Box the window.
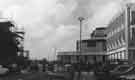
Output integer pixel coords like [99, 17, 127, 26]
[131, 11, 135, 25]
[76, 41, 79, 51]
[131, 28, 135, 40]
[87, 41, 96, 47]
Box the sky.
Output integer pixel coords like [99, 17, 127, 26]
[0, 0, 134, 60]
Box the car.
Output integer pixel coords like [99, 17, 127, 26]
[109, 65, 134, 80]
[117, 65, 135, 80]
[94, 63, 118, 76]
[94, 66, 117, 80]
[95, 64, 131, 80]
[110, 65, 133, 74]
[119, 74, 135, 80]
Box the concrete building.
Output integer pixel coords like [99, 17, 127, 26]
[106, 3, 135, 64]
[76, 39, 106, 64]
[76, 27, 106, 64]
[57, 27, 107, 64]
[91, 27, 106, 38]
[57, 51, 78, 64]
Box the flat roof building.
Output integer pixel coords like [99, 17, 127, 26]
[105, 3, 135, 64]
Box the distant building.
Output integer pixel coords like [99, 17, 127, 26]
[57, 51, 78, 64]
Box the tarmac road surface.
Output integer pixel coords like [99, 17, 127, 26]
[0, 71, 98, 80]
[0, 72, 49, 80]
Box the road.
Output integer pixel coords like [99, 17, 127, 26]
[0, 71, 97, 80]
[0, 72, 49, 80]
[73, 72, 97, 80]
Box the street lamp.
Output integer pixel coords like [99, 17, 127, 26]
[77, 17, 85, 80]
[78, 17, 85, 60]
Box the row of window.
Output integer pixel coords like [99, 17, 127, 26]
[107, 24, 125, 38]
[107, 36, 126, 51]
[108, 51, 128, 60]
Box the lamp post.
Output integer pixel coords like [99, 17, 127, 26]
[78, 17, 85, 61]
[78, 17, 85, 80]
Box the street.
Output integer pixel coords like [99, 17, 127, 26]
[0, 72, 48, 80]
[0, 71, 97, 80]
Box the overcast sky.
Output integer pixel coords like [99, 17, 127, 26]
[0, 0, 134, 60]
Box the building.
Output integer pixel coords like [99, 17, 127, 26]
[76, 39, 106, 64]
[0, 18, 25, 66]
[76, 27, 107, 64]
[57, 51, 78, 64]
[57, 27, 107, 64]
[57, 3, 135, 65]
[91, 27, 106, 38]
[105, 3, 135, 64]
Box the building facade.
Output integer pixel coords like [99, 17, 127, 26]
[76, 38, 106, 64]
[57, 27, 107, 64]
[0, 18, 25, 66]
[106, 3, 135, 64]
[57, 51, 79, 64]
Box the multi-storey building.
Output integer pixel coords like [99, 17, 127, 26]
[76, 27, 106, 64]
[57, 27, 107, 64]
[76, 39, 106, 64]
[106, 3, 135, 64]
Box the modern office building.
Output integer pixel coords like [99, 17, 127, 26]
[106, 3, 135, 64]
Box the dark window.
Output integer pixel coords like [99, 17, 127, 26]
[76, 41, 79, 51]
[131, 11, 135, 25]
[132, 28, 135, 40]
[87, 41, 96, 47]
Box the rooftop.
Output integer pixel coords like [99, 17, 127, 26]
[57, 51, 107, 56]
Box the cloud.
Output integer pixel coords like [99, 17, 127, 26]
[0, 0, 79, 59]
[0, 0, 133, 59]
[88, 1, 123, 27]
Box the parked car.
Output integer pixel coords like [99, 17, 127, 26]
[119, 74, 135, 80]
[109, 64, 134, 80]
[95, 63, 118, 75]
[95, 64, 131, 80]
[116, 65, 135, 80]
